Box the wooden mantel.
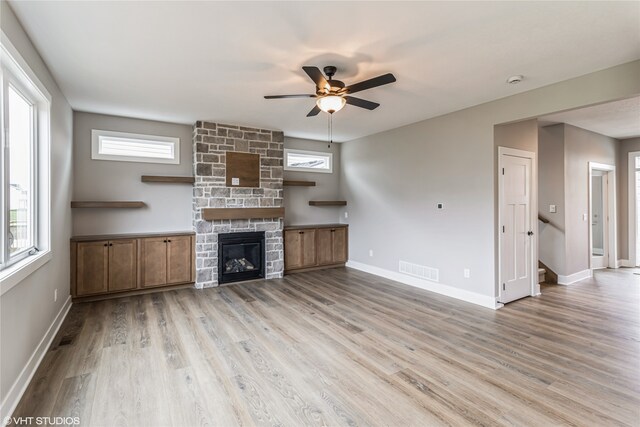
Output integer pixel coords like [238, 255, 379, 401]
[202, 207, 285, 221]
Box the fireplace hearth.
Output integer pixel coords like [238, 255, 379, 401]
[218, 231, 265, 284]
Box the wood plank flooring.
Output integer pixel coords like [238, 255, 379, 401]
[12, 267, 640, 426]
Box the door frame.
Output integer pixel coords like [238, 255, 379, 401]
[588, 162, 616, 270]
[627, 152, 640, 267]
[498, 146, 538, 303]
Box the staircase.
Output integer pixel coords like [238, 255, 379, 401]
[538, 261, 558, 284]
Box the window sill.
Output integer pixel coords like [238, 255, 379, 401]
[0, 250, 52, 296]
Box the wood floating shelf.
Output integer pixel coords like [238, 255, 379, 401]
[141, 175, 195, 184]
[308, 201, 347, 206]
[71, 201, 146, 209]
[202, 207, 285, 221]
[283, 180, 316, 187]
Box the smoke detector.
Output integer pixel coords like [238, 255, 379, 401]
[507, 75, 524, 84]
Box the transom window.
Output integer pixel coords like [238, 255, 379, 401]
[284, 149, 332, 173]
[91, 129, 180, 164]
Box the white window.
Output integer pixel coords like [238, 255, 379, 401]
[284, 148, 333, 173]
[1, 32, 51, 282]
[91, 129, 180, 164]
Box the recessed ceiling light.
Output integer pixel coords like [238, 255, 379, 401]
[507, 75, 524, 84]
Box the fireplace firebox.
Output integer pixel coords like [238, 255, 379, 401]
[218, 232, 265, 284]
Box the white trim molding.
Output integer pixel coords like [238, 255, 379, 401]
[628, 151, 640, 268]
[0, 296, 71, 420]
[557, 269, 592, 285]
[346, 260, 503, 310]
[588, 162, 617, 269]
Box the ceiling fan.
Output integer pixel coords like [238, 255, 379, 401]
[264, 66, 396, 116]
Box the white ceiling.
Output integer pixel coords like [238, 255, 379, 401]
[539, 96, 640, 139]
[8, 1, 640, 142]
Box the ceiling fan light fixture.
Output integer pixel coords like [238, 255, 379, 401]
[317, 95, 346, 114]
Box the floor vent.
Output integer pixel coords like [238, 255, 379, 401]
[399, 260, 439, 282]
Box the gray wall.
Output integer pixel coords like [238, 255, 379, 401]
[283, 137, 341, 226]
[340, 60, 640, 300]
[563, 124, 618, 275]
[538, 124, 566, 274]
[617, 137, 640, 261]
[72, 112, 193, 235]
[1, 1, 73, 408]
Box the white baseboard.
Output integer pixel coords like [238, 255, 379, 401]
[557, 269, 592, 285]
[0, 296, 72, 420]
[617, 259, 634, 268]
[346, 260, 501, 310]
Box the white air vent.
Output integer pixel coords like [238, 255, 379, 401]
[399, 260, 439, 282]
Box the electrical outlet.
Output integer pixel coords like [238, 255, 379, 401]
[549, 204, 556, 213]
[463, 268, 470, 278]
[54, 289, 58, 302]
[369, 249, 374, 257]
[344, 212, 348, 219]
[231, 177, 240, 186]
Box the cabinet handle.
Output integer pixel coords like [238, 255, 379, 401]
[109, 243, 113, 246]
[167, 239, 171, 242]
[163, 240, 167, 243]
[331, 229, 335, 232]
[299, 231, 304, 234]
[104, 243, 108, 247]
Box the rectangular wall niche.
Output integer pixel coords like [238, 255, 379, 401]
[226, 151, 260, 187]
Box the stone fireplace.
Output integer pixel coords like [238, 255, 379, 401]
[192, 121, 284, 288]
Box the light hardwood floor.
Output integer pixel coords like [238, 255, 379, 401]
[12, 267, 640, 426]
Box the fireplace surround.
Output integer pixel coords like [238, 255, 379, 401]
[192, 121, 284, 288]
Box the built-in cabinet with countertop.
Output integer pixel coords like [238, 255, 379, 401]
[71, 231, 195, 299]
[284, 224, 348, 273]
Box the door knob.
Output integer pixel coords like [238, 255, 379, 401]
[527, 231, 534, 236]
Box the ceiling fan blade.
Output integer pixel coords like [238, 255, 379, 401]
[344, 96, 380, 110]
[306, 105, 321, 117]
[346, 73, 396, 94]
[302, 66, 329, 90]
[264, 94, 315, 99]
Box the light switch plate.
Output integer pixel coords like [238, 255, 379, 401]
[437, 203, 444, 209]
[231, 177, 240, 186]
[583, 213, 588, 221]
[549, 204, 556, 213]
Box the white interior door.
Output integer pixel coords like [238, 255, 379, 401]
[591, 171, 608, 269]
[500, 151, 534, 304]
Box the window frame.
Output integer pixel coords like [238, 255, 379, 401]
[0, 30, 52, 294]
[2, 76, 39, 267]
[283, 148, 333, 174]
[91, 129, 180, 164]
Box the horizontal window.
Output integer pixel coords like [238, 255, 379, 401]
[91, 130, 180, 164]
[284, 149, 332, 173]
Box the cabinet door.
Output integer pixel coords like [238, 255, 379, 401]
[332, 228, 348, 263]
[141, 237, 168, 288]
[167, 235, 192, 284]
[108, 239, 137, 292]
[300, 229, 317, 268]
[284, 230, 302, 270]
[316, 228, 333, 266]
[76, 241, 109, 296]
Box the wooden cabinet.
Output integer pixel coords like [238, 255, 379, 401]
[71, 232, 194, 299]
[316, 227, 347, 266]
[74, 239, 137, 296]
[141, 235, 193, 288]
[284, 224, 348, 273]
[284, 229, 317, 270]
